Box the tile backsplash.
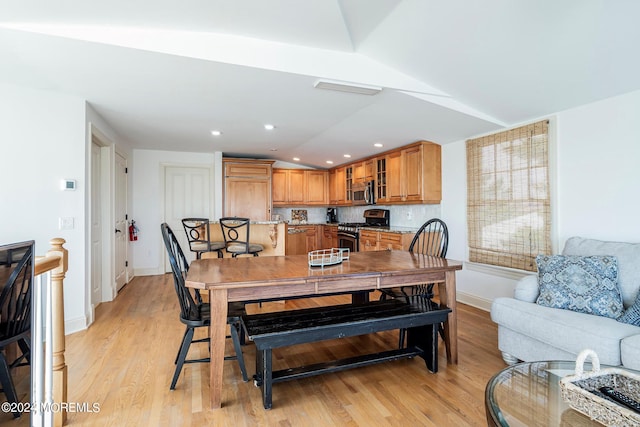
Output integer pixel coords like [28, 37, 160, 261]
[273, 204, 441, 228]
[290, 209, 308, 224]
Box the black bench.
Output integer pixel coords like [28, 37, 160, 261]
[241, 297, 451, 409]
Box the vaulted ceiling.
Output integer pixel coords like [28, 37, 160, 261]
[1, 1, 639, 168]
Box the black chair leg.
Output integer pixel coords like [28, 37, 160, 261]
[175, 328, 189, 365]
[398, 328, 406, 348]
[171, 327, 195, 390]
[229, 322, 248, 382]
[17, 338, 30, 365]
[0, 354, 20, 418]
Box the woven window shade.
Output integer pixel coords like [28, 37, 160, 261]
[467, 120, 551, 271]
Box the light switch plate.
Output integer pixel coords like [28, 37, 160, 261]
[59, 217, 74, 230]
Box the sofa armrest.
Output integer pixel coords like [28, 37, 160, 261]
[514, 274, 540, 303]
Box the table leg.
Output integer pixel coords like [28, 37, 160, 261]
[209, 288, 228, 409]
[438, 270, 458, 364]
[351, 290, 370, 304]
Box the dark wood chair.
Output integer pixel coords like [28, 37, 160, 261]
[379, 218, 449, 347]
[219, 217, 264, 257]
[160, 223, 248, 389]
[0, 242, 33, 419]
[181, 218, 225, 259]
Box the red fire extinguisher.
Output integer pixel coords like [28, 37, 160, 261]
[129, 220, 139, 241]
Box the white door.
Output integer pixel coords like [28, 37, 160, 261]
[164, 166, 212, 270]
[90, 142, 103, 307]
[114, 152, 128, 291]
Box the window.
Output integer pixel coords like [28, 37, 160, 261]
[466, 120, 551, 271]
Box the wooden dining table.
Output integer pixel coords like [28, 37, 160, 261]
[185, 249, 463, 409]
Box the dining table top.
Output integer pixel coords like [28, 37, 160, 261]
[186, 250, 463, 292]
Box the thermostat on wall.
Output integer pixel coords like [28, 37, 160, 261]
[61, 179, 76, 191]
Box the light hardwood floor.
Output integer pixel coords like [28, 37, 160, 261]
[1, 274, 507, 426]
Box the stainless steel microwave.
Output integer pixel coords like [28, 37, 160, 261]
[352, 180, 375, 205]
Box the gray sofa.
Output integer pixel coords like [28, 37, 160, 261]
[491, 237, 640, 370]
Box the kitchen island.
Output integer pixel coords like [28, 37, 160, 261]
[207, 220, 287, 257]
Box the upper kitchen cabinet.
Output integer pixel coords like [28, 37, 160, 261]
[273, 169, 304, 205]
[353, 159, 375, 183]
[223, 159, 274, 220]
[377, 141, 441, 204]
[272, 169, 328, 206]
[329, 167, 347, 205]
[305, 170, 329, 205]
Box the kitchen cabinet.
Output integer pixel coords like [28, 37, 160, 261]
[223, 159, 273, 221]
[329, 167, 346, 205]
[305, 170, 328, 205]
[286, 230, 307, 255]
[353, 159, 375, 183]
[378, 232, 412, 251]
[272, 169, 304, 205]
[359, 230, 413, 252]
[359, 230, 379, 252]
[345, 165, 353, 203]
[377, 141, 441, 205]
[289, 225, 320, 253]
[322, 225, 338, 249]
[376, 157, 387, 202]
[328, 140, 441, 206]
[272, 169, 328, 206]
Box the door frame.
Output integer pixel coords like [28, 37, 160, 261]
[88, 124, 126, 321]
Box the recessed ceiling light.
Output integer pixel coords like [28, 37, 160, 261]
[343, 154, 351, 158]
[293, 157, 300, 161]
[374, 143, 383, 148]
[326, 160, 334, 164]
[264, 124, 275, 130]
[270, 148, 278, 152]
[211, 130, 222, 136]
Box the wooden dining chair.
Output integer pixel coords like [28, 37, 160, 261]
[181, 218, 225, 259]
[160, 223, 248, 388]
[0, 242, 33, 419]
[219, 217, 264, 257]
[379, 218, 449, 347]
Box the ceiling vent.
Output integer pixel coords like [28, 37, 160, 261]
[314, 79, 382, 95]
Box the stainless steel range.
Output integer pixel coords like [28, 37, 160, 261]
[337, 209, 390, 252]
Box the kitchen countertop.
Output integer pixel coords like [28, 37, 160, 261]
[209, 220, 287, 225]
[358, 226, 418, 234]
[287, 222, 338, 226]
[286, 223, 417, 234]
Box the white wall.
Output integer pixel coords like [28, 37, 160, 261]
[442, 89, 640, 310]
[131, 149, 216, 276]
[0, 83, 87, 332]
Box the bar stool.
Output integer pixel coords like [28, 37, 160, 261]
[219, 217, 264, 257]
[181, 218, 225, 259]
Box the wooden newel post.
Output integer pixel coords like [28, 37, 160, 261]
[47, 238, 68, 427]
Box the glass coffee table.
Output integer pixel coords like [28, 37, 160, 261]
[485, 360, 619, 426]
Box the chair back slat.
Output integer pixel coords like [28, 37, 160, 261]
[181, 218, 211, 253]
[409, 218, 449, 258]
[219, 217, 251, 254]
[0, 245, 33, 342]
[161, 223, 201, 321]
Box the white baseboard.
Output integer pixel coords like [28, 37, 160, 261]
[65, 315, 88, 335]
[457, 291, 492, 312]
[134, 267, 164, 276]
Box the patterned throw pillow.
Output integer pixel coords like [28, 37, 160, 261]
[618, 293, 640, 326]
[535, 255, 623, 319]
